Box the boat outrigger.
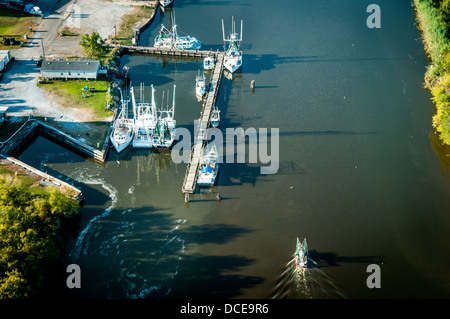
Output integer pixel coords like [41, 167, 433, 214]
[295, 237, 308, 268]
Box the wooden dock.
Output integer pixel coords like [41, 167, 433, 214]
[116, 44, 226, 201]
[182, 52, 225, 200]
[119, 45, 220, 59]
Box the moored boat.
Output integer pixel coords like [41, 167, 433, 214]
[153, 85, 177, 149]
[222, 17, 243, 74]
[197, 144, 219, 186]
[211, 105, 220, 128]
[154, 17, 201, 50]
[204, 56, 215, 71]
[132, 84, 157, 149]
[195, 70, 207, 99]
[110, 93, 134, 153]
[295, 237, 308, 268]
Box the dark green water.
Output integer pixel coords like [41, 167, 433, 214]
[18, 0, 450, 298]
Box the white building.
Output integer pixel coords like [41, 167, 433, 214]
[40, 60, 100, 80]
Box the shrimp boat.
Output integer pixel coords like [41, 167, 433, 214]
[132, 84, 158, 149]
[197, 144, 219, 186]
[154, 16, 202, 50]
[159, 0, 174, 8]
[153, 85, 177, 149]
[295, 237, 308, 268]
[222, 17, 243, 74]
[110, 92, 134, 153]
[211, 106, 220, 128]
[203, 56, 215, 71]
[195, 70, 207, 99]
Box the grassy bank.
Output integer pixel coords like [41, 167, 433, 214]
[115, 5, 155, 45]
[37, 79, 113, 119]
[0, 8, 39, 49]
[414, 0, 450, 145]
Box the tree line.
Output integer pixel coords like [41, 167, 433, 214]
[416, 0, 450, 145]
[0, 175, 80, 298]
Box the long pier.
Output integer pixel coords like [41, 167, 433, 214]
[182, 52, 225, 200]
[119, 45, 221, 59]
[116, 44, 226, 200]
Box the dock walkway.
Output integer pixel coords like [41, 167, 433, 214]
[117, 45, 226, 200]
[182, 52, 224, 199]
[119, 45, 220, 59]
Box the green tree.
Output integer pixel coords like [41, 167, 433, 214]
[79, 32, 108, 60]
[0, 175, 80, 298]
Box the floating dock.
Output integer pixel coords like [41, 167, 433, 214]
[182, 52, 225, 200]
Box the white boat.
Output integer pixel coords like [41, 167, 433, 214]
[159, 0, 174, 8]
[211, 106, 220, 128]
[197, 144, 219, 186]
[154, 17, 201, 50]
[222, 17, 243, 74]
[153, 85, 177, 149]
[203, 56, 215, 70]
[295, 238, 308, 268]
[195, 70, 207, 99]
[132, 84, 157, 149]
[110, 93, 134, 153]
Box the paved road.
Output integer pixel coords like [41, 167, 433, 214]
[13, 0, 82, 60]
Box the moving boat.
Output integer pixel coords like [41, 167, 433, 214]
[295, 237, 308, 268]
[211, 105, 220, 128]
[153, 85, 177, 149]
[154, 16, 202, 50]
[197, 144, 219, 186]
[203, 56, 215, 70]
[132, 84, 157, 149]
[110, 93, 134, 153]
[222, 17, 243, 74]
[159, 0, 174, 8]
[195, 70, 207, 99]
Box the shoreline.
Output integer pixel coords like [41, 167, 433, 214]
[413, 0, 450, 148]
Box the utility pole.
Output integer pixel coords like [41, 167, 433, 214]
[40, 38, 45, 61]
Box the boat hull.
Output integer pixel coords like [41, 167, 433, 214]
[110, 133, 133, 153]
[224, 56, 242, 73]
[159, 0, 174, 7]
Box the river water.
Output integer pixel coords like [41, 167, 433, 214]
[18, 0, 450, 298]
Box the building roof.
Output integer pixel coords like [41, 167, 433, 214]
[40, 60, 100, 72]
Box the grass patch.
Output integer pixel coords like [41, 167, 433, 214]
[115, 5, 155, 45]
[0, 8, 40, 49]
[37, 79, 113, 119]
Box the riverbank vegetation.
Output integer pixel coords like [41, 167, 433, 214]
[414, 0, 450, 145]
[115, 5, 155, 45]
[0, 173, 80, 298]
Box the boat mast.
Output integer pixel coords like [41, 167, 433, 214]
[172, 84, 176, 117]
[151, 84, 157, 119]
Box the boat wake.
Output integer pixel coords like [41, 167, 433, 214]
[271, 256, 346, 299]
